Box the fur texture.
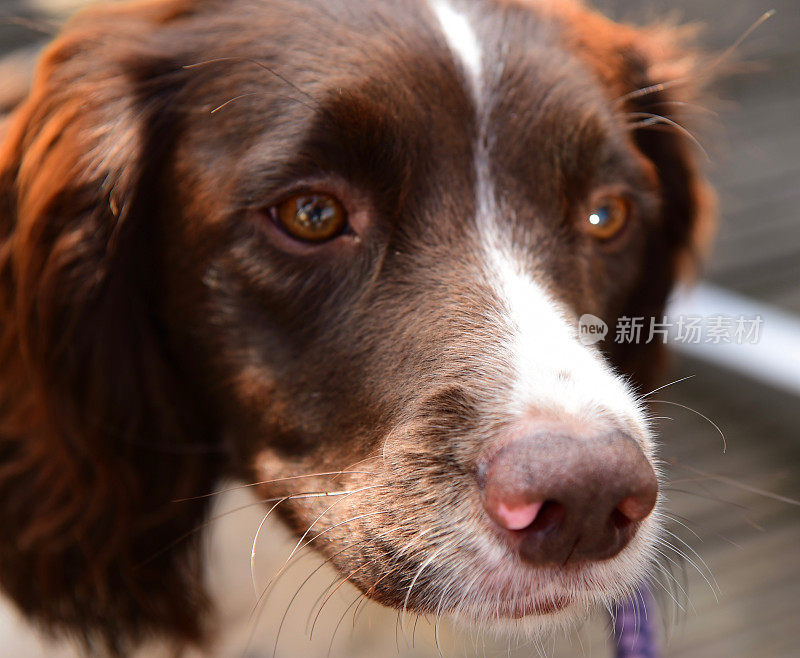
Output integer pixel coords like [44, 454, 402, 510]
[0, 0, 714, 654]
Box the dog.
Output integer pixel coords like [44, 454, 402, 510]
[0, 0, 715, 654]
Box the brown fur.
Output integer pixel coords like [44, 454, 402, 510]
[0, 0, 714, 653]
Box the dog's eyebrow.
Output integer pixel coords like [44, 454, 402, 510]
[242, 87, 432, 202]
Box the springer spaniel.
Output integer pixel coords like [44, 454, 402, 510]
[0, 0, 714, 655]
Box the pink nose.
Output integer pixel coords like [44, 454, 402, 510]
[493, 500, 544, 530]
[478, 427, 657, 564]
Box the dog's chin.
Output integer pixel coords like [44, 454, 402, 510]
[442, 567, 620, 640]
[396, 514, 661, 638]
[453, 592, 577, 627]
[440, 567, 595, 632]
[448, 598, 584, 638]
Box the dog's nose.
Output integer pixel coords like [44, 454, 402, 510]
[477, 428, 657, 564]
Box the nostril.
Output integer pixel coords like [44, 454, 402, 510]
[528, 500, 565, 535]
[616, 493, 656, 524]
[610, 506, 634, 530]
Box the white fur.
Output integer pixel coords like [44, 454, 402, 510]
[485, 240, 651, 443]
[429, 0, 483, 93]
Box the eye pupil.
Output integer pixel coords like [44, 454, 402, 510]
[274, 193, 347, 242]
[585, 195, 628, 240]
[295, 196, 336, 231]
[588, 208, 607, 226]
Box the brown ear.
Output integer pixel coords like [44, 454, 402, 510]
[616, 25, 717, 386]
[0, 3, 221, 653]
[542, 1, 717, 385]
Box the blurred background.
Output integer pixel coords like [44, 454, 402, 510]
[1, 0, 798, 656]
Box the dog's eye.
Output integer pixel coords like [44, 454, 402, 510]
[273, 193, 347, 242]
[585, 195, 629, 240]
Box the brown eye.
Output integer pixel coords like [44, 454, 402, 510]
[274, 193, 347, 242]
[585, 195, 629, 241]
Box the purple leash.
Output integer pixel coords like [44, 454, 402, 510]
[612, 583, 660, 658]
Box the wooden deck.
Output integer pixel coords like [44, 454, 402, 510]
[1, 1, 799, 656]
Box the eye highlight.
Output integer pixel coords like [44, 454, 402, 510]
[585, 195, 630, 241]
[273, 193, 347, 242]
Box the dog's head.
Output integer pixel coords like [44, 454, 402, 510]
[0, 0, 714, 652]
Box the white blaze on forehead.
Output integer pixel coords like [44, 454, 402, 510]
[430, 0, 483, 92]
[429, 0, 648, 441]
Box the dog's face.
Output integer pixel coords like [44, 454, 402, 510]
[0, 0, 714, 650]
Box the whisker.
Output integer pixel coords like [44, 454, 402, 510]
[312, 561, 374, 655]
[618, 80, 683, 105]
[256, 505, 386, 608]
[666, 476, 721, 485]
[272, 528, 400, 649]
[663, 485, 759, 518]
[310, 553, 397, 641]
[665, 476, 777, 531]
[172, 470, 372, 502]
[304, 529, 414, 637]
[250, 496, 293, 597]
[648, 546, 695, 613]
[141, 489, 356, 567]
[351, 564, 403, 628]
[210, 92, 259, 114]
[400, 543, 454, 643]
[433, 587, 447, 656]
[639, 374, 696, 400]
[207, 91, 330, 117]
[183, 56, 321, 114]
[249, 516, 389, 656]
[647, 562, 687, 616]
[704, 9, 777, 75]
[627, 112, 710, 161]
[645, 100, 719, 117]
[250, 486, 380, 600]
[659, 529, 720, 599]
[326, 583, 383, 658]
[657, 510, 703, 542]
[616, 10, 776, 104]
[269, 532, 397, 658]
[136, 499, 266, 567]
[649, 398, 726, 452]
[450, 556, 490, 622]
[411, 611, 424, 651]
[331, 453, 385, 488]
[310, 572, 358, 641]
[667, 458, 800, 507]
[662, 510, 744, 549]
[306, 548, 402, 637]
[636, 589, 648, 648]
[286, 508, 387, 564]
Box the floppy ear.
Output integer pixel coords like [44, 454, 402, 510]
[613, 24, 717, 386]
[0, 2, 221, 652]
[548, 1, 717, 385]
